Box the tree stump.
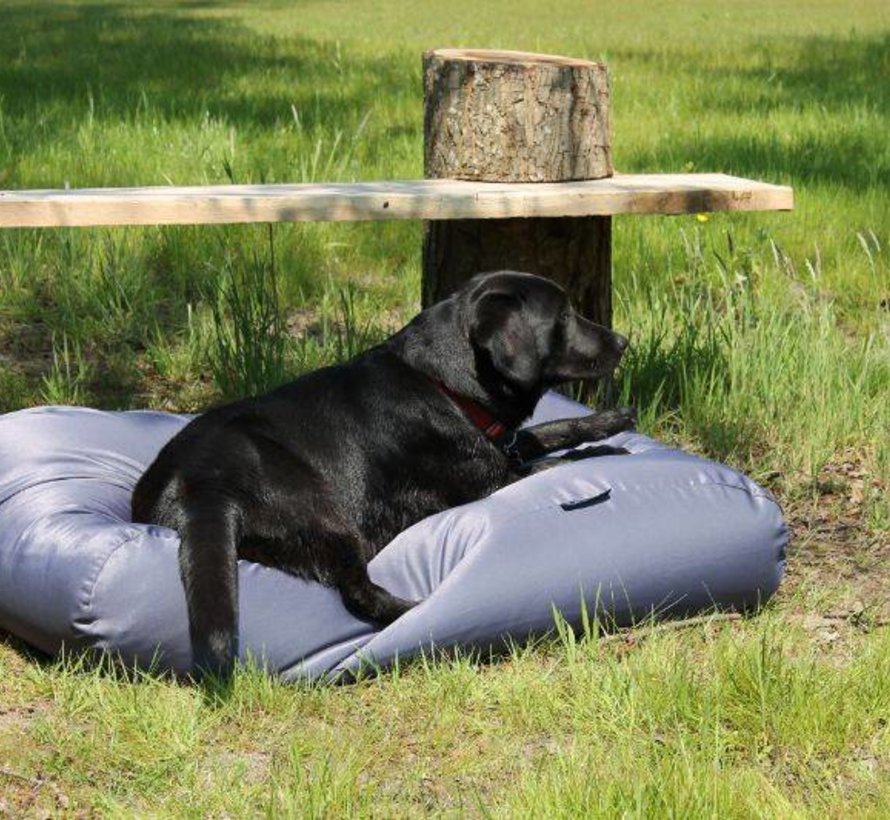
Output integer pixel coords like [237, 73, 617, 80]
[421, 49, 614, 329]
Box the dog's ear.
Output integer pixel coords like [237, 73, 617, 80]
[469, 290, 541, 389]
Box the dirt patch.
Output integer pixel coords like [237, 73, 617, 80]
[0, 765, 73, 818]
[777, 447, 890, 626]
[0, 315, 54, 380]
[0, 647, 60, 818]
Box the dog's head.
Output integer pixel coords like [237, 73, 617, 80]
[463, 271, 628, 391]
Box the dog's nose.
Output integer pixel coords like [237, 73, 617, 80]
[613, 332, 629, 353]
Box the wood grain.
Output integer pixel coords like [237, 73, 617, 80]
[0, 175, 793, 229]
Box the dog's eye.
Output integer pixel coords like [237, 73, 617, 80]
[560, 310, 571, 323]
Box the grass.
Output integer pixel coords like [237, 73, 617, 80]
[0, 0, 889, 815]
[3, 614, 889, 815]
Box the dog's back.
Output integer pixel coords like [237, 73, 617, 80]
[131, 344, 508, 678]
[132, 271, 629, 680]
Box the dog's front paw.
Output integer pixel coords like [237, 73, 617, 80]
[584, 406, 637, 437]
[611, 405, 637, 432]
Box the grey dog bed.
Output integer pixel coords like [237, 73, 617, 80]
[0, 392, 786, 681]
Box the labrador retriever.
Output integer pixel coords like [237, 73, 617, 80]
[132, 271, 635, 680]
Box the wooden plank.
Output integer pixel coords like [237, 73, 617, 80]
[0, 174, 793, 229]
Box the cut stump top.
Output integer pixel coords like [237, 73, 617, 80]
[0, 174, 793, 229]
[425, 48, 602, 69]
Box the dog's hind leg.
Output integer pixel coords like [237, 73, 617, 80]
[176, 497, 242, 682]
[325, 532, 416, 626]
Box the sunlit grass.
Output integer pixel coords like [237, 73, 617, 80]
[2, 612, 887, 815]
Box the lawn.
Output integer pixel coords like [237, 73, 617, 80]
[0, 0, 888, 815]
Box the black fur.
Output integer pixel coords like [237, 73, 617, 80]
[131, 271, 634, 680]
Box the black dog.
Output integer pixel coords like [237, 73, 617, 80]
[132, 271, 634, 679]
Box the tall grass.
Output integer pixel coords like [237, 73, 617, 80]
[616, 226, 890, 481]
[206, 233, 396, 400]
[39, 334, 94, 406]
[208, 230, 289, 400]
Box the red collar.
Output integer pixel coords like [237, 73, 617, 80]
[435, 381, 508, 441]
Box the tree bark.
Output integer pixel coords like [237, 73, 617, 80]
[423, 49, 611, 183]
[422, 48, 613, 328]
[422, 215, 612, 326]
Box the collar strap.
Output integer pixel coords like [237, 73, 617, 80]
[435, 380, 508, 441]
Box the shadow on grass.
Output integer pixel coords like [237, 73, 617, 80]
[0, 628, 53, 667]
[0, 3, 421, 408]
[0, 626, 212, 698]
[0, 1, 417, 181]
[619, 31, 890, 190]
[725, 33, 890, 117]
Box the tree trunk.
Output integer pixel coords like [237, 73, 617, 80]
[422, 48, 613, 329]
[421, 215, 612, 326]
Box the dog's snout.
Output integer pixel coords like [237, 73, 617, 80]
[612, 332, 629, 353]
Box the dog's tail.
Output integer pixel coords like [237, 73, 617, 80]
[176, 498, 241, 682]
